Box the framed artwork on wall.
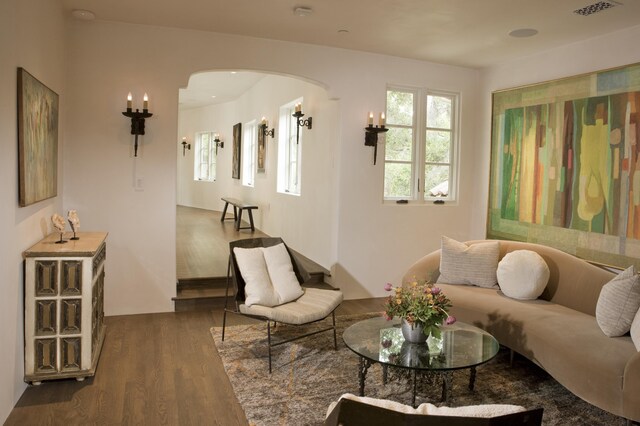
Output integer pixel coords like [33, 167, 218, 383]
[17, 67, 59, 207]
[257, 125, 266, 173]
[232, 122, 242, 179]
[488, 62, 640, 269]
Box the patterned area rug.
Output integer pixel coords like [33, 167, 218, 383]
[211, 313, 619, 425]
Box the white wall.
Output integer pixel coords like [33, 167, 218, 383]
[0, 0, 66, 423]
[62, 19, 482, 309]
[177, 74, 338, 268]
[473, 25, 640, 240]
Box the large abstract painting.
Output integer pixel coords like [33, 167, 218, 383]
[17, 67, 59, 207]
[488, 62, 640, 268]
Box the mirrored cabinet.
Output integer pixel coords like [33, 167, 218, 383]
[23, 232, 107, 385]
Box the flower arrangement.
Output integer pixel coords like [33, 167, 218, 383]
[383, 280, 456, 340]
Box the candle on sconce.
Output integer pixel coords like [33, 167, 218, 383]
[380, 112, 386, 127]
[214, 133, 220, 140]
[368, 112, 374, 127]
[127, 92, 132, 111]
[143, 93, 149, 111]
[295, 103, 302, 113]
[182, 136, 187, 142]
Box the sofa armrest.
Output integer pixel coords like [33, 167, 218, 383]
[403, 249, 442, 284]
[623, 350, 640, 421]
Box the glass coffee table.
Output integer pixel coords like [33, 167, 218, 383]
[343, 316, 499, 407]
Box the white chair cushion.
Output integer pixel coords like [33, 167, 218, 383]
[437, 236, 500, 288]
[596, 265, 640, 337]
[497, 250, 550, 300]
[233, 247, 279, 307]
[240, 288, 343, 324]
[325, 393, 526, 419]
[262, 243, 304, 304]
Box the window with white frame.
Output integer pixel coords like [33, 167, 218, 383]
[277, 99, 302, 195]
[384, 87, 458, 202]
[194, 131, 217, 181]
[242, 120, 257, 187]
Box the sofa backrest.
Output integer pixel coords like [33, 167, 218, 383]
[403, 240, 616, 317]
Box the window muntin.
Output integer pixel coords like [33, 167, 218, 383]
[242, 121, 256, 187]
[194, 131, 216, 181]
[384, 88, 458, 202]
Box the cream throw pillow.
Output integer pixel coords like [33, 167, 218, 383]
[631, 308, 640, 351]
[496, 250, 549, 300]
[262, 243, 304, 304]
[233, 247, 280, 307]
[437, 236, 500, 288]
[234, 243, 304, 307]
[596, 265, 640, 337]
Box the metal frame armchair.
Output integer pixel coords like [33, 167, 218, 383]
[221, 237, 343, 373]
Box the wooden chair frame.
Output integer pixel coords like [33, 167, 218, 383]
[221, 237, 339, 373]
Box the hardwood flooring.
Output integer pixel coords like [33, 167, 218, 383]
[176, 205, 269, 280]
[6, 299, 385, 425]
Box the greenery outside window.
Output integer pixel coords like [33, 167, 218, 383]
[384, 87, 458, 202]
[194, 131, 216, 181]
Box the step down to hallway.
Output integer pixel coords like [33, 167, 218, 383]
[173, 257, 332, 312]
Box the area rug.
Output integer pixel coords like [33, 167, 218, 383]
[211, 313, 619, 425]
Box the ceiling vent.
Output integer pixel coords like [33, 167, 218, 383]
[573, 1, 620, 16]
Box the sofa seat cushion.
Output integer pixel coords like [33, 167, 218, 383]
[438, 283, 636, 416]
[239, 287, 343, 325]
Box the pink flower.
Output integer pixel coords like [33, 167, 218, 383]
[383, 313, 393, 321]
[384, 282, 393, 292]
[445, 315, 456, 325]
[431, 287, 441, 295]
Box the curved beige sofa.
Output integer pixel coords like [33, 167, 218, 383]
[403, 240, 640, 423]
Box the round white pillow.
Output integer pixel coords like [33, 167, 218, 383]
[497, 250, 549, 300]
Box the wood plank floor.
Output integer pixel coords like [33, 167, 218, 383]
[177, 206, 269, 280]
[6, 299, 385, 425]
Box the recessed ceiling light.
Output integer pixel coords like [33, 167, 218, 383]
[508, 28, 538, 38]
[211, 95, 216, 98]
[294, 7, 313, 17]
[71, 9, 95, 21]
[338, 29, 350, 34]
[230, 71, 237, 74]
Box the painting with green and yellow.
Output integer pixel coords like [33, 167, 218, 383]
[489, 62, 640, 269]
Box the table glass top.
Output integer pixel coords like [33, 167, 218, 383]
[343, 317, 499, 371]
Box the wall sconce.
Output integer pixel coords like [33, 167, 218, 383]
[260, 117, 275, 138]
[292, 103, 312, 144]
[122, 92, 152, 157]
[181, 136, 191, 156]
[364, 112, 388, 165]
[213, 133, 224, 155]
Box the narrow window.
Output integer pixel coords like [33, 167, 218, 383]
[194, 131, 216, 181]
[277, 99, 302, 195]
[242, 121, 256, 187]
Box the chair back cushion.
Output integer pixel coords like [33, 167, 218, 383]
[233, 246, 280, 307]
[230, 237, 308, 303]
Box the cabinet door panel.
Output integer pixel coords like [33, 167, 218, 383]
[61, 299, 81, 334]
[61, 261, 82, 295]
[35, 300, 56, 336]
[35, 261, 58, 296]
[35, 339, 57, 373]
[61, 338, 81, 371]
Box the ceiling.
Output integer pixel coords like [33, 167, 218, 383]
[178, 71, 266, 110]
[61, 0, 640, 108]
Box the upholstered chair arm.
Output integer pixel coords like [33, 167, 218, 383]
[623, 350, 640, 422]
[402, 249, 441, 285]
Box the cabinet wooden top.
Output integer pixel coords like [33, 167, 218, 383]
[23, 232, 108, 258]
